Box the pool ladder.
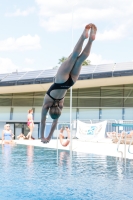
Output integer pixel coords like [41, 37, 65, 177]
[117, 133, 133, 159]
[128, 135, 133, 154]
[116, 133, 124, 159]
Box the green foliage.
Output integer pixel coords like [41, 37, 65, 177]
[82, 59, 91, 66]
[58, 57, 67, 65]
[53, 57, 91, 69]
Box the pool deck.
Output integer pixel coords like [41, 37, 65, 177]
[7, 138, 133, 160]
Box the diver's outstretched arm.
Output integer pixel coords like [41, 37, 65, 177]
[48, 119, 58, 140]
[41, 106, 49, 140]
[41, 105, 63, 143]
[41, 119, 58, 143]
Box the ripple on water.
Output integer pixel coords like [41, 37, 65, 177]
[0, 144, 133, 200]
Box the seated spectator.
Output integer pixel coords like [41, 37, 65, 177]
[2, 124, 14, 144]
[121, 130, 133, 138]
[17, 133, 25, 140]
[107, 130, 133, 143]
[107, 131, 123, 139]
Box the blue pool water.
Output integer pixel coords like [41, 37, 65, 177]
[0, 144, 133, 200]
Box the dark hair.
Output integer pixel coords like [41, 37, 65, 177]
[49, 101, 61, 119]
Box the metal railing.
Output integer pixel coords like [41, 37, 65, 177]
[128, 136, 133, 154]
[112, 121, 133, 159]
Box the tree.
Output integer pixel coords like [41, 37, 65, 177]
[82, 59, 91, 66]
[58, 57, 67, 65]
[53, 56, 91, 69]
[53, 66, 59, 69]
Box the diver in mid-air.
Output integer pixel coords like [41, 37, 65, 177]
[41, 23, 97, 143]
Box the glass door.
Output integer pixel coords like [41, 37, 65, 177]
[15, 123, 23, 139]
[24, 123, 39, 139]
[10, 122, 40, 139]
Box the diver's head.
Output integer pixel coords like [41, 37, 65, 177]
[49, 101, 61, 119]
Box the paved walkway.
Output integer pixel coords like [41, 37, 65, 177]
[14, 139, 133, 160]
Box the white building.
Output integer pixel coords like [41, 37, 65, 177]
[0, 62, 133, 139]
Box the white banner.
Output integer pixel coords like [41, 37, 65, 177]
[76, 120, 107, 141]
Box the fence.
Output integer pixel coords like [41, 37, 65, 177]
[0, 119, 133, 139]
[51, 119, 133, 139]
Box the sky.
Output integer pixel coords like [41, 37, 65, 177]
[0, 0, 133, 73]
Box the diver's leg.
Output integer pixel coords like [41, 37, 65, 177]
[70, 24, 97, 82]
[55, 24, 92, 83]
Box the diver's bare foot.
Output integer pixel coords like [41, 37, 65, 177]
[82, 23, 92, 39]
[89, 24, 97, 41]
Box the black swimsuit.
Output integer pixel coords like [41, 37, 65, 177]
[47, 75, 74, 101]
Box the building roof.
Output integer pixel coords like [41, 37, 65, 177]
[0, 62, 133, 94]
[0, 62, 133, 87]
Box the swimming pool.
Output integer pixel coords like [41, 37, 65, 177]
[0, 144, 133, 200]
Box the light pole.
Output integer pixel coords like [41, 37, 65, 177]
[69, 2, 76, 159]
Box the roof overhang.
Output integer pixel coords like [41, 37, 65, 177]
[0, 75, 133, 94]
